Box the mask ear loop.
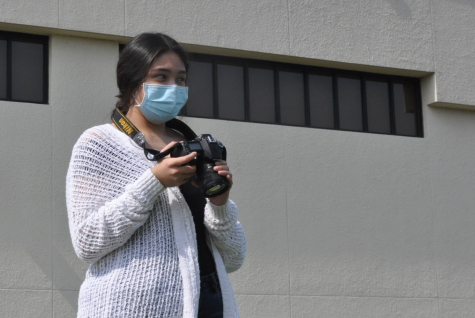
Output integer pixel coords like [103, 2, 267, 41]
[133, 84, 145, 107]
[133, 96, 140, 107]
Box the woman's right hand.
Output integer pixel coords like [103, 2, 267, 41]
[151, 142, 197, 188]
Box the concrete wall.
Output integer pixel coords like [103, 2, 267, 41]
[1, 1, 475, 317]
[2, 0, 475, 109]
[184, 102, 475, 318]
[0, 35, 116, 317]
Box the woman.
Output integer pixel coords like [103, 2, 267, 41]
[66, 33, 246, 318]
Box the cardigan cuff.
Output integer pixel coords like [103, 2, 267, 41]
[129, 169, 166, 209]
[205, 199, 235, 224]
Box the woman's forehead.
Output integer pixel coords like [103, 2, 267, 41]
[150, 51, 186, 71]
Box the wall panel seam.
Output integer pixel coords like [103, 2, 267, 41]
[57, 0, 60, 29]
[283, 127, 292, 318]
[51, 78, 54, 318]
[428, 0, 437, 76]
[233, 293, 449, 300]
[286, 0, 291, 55]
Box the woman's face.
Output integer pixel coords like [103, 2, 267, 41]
[135, 51, 187, 104]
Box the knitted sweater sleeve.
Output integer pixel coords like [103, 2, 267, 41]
[204, 199, 246, 273]
[66, 129, 166, 264]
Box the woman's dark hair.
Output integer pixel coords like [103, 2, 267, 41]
[113, 32, 189, 117]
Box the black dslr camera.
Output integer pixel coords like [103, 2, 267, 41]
[171, 134, 230, 198]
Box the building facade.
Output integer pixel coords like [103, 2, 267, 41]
[1, 1, 475, 317]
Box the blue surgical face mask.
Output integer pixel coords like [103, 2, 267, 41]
[136, 83, 188, 125]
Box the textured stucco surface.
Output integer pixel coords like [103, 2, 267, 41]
[0, 1, 475, 317]
[284, 127, 436, 298]
[0, 104, 53, 290]
[49, 35, 116, 291]
[430, 0, 475, 109]
[0, 36, 116, 318]
[182, 99, 475, 317]
[234, 295, 291, 318]
[125, 0, 290, 56]
[0, 290, 52, 318]
[53, 290, 79, 317]
[426, 107, 475, 300]
[1, 0, 475, 108]
[59, 0, 125, 35]
[288, 0, 433, 72]
[0, 0, 58, 27]
[291, 296, 438, 318]
[180, 119, 291, 296]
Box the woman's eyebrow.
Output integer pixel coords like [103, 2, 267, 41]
[149, 68, 187, 74]
[150, 68, 171, 73]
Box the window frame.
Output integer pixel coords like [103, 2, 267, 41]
[183, 53, 423, 138]
[0, 31, 49, 104]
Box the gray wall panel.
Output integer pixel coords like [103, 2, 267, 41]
[0, 1, 475, 316]
[291, 296, 438, 318]
[439, 299, 475, 318]
[0, 290, 52, 318]
[431, 0, 475, 108]
[50, 35, 118, 291]
[53, 290, 79, 318]
[182, 118, 290, 295]
[59, 0, 125, 35]
[284, 127, 437, 298]
[426, 107, 475, 299]
[0, 103, 53, 290]
[288, 0, 433, 72]
[235, 295, 290, 318]
[2, 0, 475, 109]
[0, 0, 58, 28]
[125, 0, 290, 55]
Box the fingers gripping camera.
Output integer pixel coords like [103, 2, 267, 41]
[171, 134, 230, 198]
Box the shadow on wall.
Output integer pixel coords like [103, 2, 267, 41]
[1, 211, 84, 308]
[448, 0, 475, 7]
[387, 0, 412, 19]
[0, 225, 83, 294]
[386, 0, 475, 20]
[52, 246, 84, 309]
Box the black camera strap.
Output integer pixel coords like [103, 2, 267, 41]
[112, 108, 197, 161]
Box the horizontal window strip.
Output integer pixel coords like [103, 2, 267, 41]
[184, 53, 423, 137]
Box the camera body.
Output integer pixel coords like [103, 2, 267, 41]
[171, 134, 230, 198]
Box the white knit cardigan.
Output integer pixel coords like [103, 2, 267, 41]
[66, 124, 246, 318]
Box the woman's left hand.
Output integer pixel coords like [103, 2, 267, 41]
[193, 160, 233, 206]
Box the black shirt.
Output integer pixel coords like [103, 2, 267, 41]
[179, 178, 216, 276]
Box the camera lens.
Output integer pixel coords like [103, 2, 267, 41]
[196, 160, 230, 198]
[206, 184, 227, 196]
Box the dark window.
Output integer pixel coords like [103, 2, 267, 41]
[248, 62, 275, 123]
[0, 31, 48, 104]
[308, 70, 334, 129]
[338, 74, 363, 132]
[186, 57, 214, 118]
[393, 79, 418, 136]
[182, 53, 423, 137]
[0, 35, 7, 99]
[365, 76, 391, 134]
[217, 59, 245, 121]
[279, 66, 305, 126]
